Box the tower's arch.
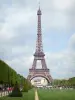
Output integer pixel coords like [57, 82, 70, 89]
[29, 75, 51, 83]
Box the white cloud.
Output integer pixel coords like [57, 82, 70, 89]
[0, 0, 75, 79]
[5, 33, 75, 79]
[68, 33, 75, 51]
[45, 33, 75, 79]
[11, 46, 33, 55]
[5, 7, 36, 27]
[0, 0, 74, 43]
[6, 55, 34, 77]
[0, 23, 15, 41]
[53, 0, 73, 10]
[0, 6, 36, 42]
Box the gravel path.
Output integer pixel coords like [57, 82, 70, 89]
[35, 89, 39, 100]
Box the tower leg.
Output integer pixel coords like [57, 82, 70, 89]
[41, 59, 47, 69]
[32, 59, 37, 69]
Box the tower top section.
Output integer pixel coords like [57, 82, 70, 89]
[34, 4, 45, 57]
[37, 5, 42, 15]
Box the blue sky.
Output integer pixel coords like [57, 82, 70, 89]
[0, 0, 75, 79]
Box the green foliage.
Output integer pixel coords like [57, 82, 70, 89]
[0, 60, 9, 83]
[0, 59, 33, 91]
[0, 60, 17, 85]
[9, 82, 22, 97]
[0, 60, 26, 86]
[22, 82, 28, 92]
[22, 79, 30, 92]
[17, 74, 25, 86]
[53, 77, 75, 88]
[22, 79, 33, 92]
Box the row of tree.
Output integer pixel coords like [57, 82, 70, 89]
[0, 59, 32, 90]
[53, 77, 75, 88]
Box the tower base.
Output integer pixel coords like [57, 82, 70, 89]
[27, 68, 52, 83]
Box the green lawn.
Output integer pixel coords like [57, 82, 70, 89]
[1, 88, 75, 100]
[38, 89, 75, 100]
[0, 89, 34, 100]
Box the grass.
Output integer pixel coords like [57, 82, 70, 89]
[0, 89, 34, 100]
[38, 88, 75, 100]
[1, 88, 75, 100]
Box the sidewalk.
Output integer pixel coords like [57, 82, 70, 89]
[35, 89, 39, 100]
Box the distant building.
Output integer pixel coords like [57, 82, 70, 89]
[31, 78, 48, 87]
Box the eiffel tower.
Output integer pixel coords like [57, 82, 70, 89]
[27, 6, 52, 83]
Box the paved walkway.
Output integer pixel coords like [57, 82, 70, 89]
[35, 89, 39, 100]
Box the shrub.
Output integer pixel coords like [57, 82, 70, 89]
[9, 82, 22, 97]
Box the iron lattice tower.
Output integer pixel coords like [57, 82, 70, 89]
[27, 7, 52, 83]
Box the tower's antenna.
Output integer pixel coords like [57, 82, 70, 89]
[39, 1, 40, 9]
[38, 0, 41, 9]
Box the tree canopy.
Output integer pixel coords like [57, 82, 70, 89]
[0, 60, 27, 86]
[53, 77, 75, 88]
